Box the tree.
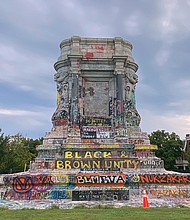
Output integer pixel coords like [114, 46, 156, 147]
[149, 130, 183, 170]
[21, 136, 43, 157]
[185, 150, 190, 169]
[0, 129, 9, 173]
[0, 131, 43, 174]
[2, 134, 33, 173]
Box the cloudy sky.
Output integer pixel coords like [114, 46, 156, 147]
[1, 0, 190, 139]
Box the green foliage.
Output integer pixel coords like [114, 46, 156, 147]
[149, 130, 183, 170]
[22, 136, 43, 157]
[184, 149, 190, 170]
[0, 129, 43, 174]
[0, 130, 9, 173]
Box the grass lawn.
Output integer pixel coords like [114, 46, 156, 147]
[0, 206, 190, 220]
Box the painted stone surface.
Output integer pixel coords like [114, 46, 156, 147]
[1, 37, 190, 209]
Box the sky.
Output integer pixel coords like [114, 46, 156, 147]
[1, 0, 190, 140]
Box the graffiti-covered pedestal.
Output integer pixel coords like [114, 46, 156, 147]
[1, 37, 190, 208]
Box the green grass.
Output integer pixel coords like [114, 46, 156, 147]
[0, 206, 190, 220]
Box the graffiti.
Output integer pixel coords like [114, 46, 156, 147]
[123, 144, 134, 149]
[136, 150, 153, 158]
[63, 150, 112, 159]
[11, 175, 54, 195]
[32, 160, 55, 170]
[80, 168, 120, 172]
[109, 97, 113, 116]
[33, 175, 54, 192]
[135, 145, 158, 150]
[125, 100, 133, 109]
[89, 44, 105, 51]
[76, 174, 126, 186]
[84, 52, 94, 59]
[150, 189, 189, 198]
[49, 190, 72, 199]
[140, 160, 164, 169]
[130, 189, 140, 196]
[83, 44, 111, 59]
[96, 131, 112, 138]
[65, 143, 120, 148]
[140, 174, 190, 184]
[117, 100, 123, 114]
[81, 131, 96, 139]
[78, 98, 84, 116]
[115, 128, 127, 137]
[82, 117, 112, 126]
[51, 174, 69, 185]
[13, 176, 33, 193]
[129, 174, 140, 183]
[84, 87, 95, 96]
[60, 110, 68, 119]
[67, 138, 81, 143]
[128, 139, 145, 145]
[82, 126, 112, 132]
[68, 127, 80, 137]
[53, 118, 68, 126]
[3, 176, 13, 186]
[36, 145, 59, 150]
[56, 159, 139, 169]
[72, 189, 129, 201]
[62, 149, 135, 160]
[0, 176, 4, 185]
[81, 139, 94, 144]
[81, 130, 113, 139]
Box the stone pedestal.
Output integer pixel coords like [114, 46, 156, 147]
[2, 37, 189, 208]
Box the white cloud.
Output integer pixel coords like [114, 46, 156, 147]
[140, 109, 190, 139]
[0, 109, 37, 116]
[0, 106, 54, 138]
[0, 0, 190, 140]
[0, 107, 53, 117]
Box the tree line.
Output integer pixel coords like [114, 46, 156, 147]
[0, 129, 42, 174]
[0, 129, 189, 174]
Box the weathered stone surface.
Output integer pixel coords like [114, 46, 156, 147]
[0, 37, 190, 209]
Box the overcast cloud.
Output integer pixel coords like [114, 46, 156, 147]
[1, 0, 190, 139]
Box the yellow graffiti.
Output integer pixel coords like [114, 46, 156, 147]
[135, 145, 158, 150]
[51, 174, 69, 185]
[150, 189, 188, 197]
[64, 151, 112, 159]
[64, 144, 120, 148]
[56, 159, 139, 169]
[57, 91, 61, 106]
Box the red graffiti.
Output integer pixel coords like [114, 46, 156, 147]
[150, 189, 188, 198]
[13, 176, 33, 193]
[54, 119, 68, 126]
[90, 45, 105, 51]
[84, 52, 94, 59]
[33, 175, 54, 192]
[140, 174, 190, 184]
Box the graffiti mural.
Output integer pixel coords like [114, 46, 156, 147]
[140, 174, 190, 184]
[56, 159, 140, 169]
[76, 173, 126, 186]
[1, 37, 190, 209]
[72, 189, 129, 201]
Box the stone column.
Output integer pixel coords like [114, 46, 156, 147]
[68, 55, 82, 126]
[69, 37, 82, 127]
[124, 62, 141, 129]
[113, 56, 127, 127]
[51, 65, 70, 126]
